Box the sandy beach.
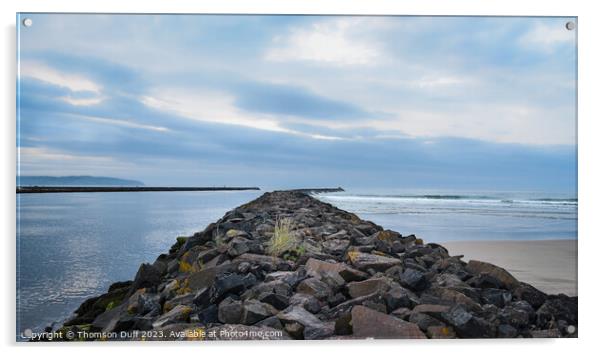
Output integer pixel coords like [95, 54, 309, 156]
[445, 239, 577, 296]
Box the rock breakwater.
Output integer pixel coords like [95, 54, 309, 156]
[55, 191, 577, 340]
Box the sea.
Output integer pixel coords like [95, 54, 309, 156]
[16, 189, 577, 336]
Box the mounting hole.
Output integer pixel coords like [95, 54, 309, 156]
[565, 21, 575, 31]
[22, 18, 33, 27]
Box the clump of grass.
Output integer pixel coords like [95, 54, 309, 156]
[266, 217, 297, 257]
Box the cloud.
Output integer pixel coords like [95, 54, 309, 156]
[63, 113, 170, 133]
[20, 61, 101, 93]
[20, 60, 105, 106]
[519, 20, 575, 51]
[232, 81, 374, 120]
[265, 18, 383, 66]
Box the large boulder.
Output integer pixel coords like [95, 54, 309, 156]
[347, 277, 390, 299]
[465, 260, 520, 290]
[348, 252, 402, 272]
[152, 305, 193, 328]
[351, 305, 426, 339]
[277, 306, 335, 340]
[304, 258, 368, 282]
[442, 305, 496, 338]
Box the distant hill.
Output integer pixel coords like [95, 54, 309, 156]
[17, 176, 144, 187]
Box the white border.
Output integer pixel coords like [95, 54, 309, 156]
[2, 1, 599, 354]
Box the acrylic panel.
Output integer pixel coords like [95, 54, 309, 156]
[16, 14, 577, 341]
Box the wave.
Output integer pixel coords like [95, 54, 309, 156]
[318, 193, 577, 205]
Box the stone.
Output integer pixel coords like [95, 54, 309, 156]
[409, 312, 445, 331]
[241, 300, 277, 325]
[277, 306, 335, 340]
[130, 263, 162, 293]
[297, 277, 332, 300]
[197, 248, 220, 264]
[152, 305, 193, 328]
[304, 258, 368, 282]
[255, 316, 283, 330]
[399, 268, 427, 291]
[535, 295, 577, 327]
[442, 305, 496, 338]
[187, 268, 218, 292]
[499, 301, 533, 329]
[466, 260, 520, 290]
[412, 304, 451, 321]
[497, 324, 518, 338]
[426, 325, 456, 339]
[348, 252, 402, 272]
[428, 287, 482, 312]
[512, 282, 547, 309]
[383, 285, 418, 312]
[289, 293, 322, 314]
[234, 253, 292, 271]
[257, 292, 290, 310]
[480, 288, 512, 308]
[390, 307, 412, 320]
[264, 270, 307, 287]
[163, 293, 195, 313]
[218, 297, 243, 324]
[213, 273, 258, 301]
[334, 313, 353, 335]
[347, 277, 390, 299]
[195, 304, 219, 324]
[322, 239, 350, 255]
[467, 274, 503, 289]
[351, 305, 426, 339]
[227, 237, 261, 257]
[90, 303, 127, 332]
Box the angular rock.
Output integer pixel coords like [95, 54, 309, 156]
[442, 305, 496, 338]
[277, 306, 334, 340]
[497, 324, 518, 338]
[399, 268, 427, 291]
[466, 260, 520, 290]
[351, 305, 426, 339]
[305, 258, 368, 282]
[289, 293, 322, 314]
[152, 305, 192, 328]
[480, 288, 512, 308]
[241, 300, 277, 325]
[130, 263, 162, 293]
[297, 277, 332, 300]
[218, 297, 243, 324]
[322, 239, 350, 255]
[347, 277, 390, 299]
[213, 273, 258, 301]
[409, 312, 445, 331]
[412, 304, 451, 321]
[512, 282, 548, 309]
[348, 252, 401, 272]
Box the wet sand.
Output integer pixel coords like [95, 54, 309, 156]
[444, 239, 577, 296]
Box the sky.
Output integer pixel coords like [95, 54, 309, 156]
[17, 14, 577, 193]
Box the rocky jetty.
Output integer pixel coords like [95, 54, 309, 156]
[57, 191, 577, 340]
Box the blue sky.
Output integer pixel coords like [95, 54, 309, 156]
[17, 14, 577, 193]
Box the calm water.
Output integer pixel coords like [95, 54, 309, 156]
[16, 191, 262, 333]
[16, 189, 577, 334]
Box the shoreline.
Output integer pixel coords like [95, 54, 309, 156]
[37, 191, 577, 340]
